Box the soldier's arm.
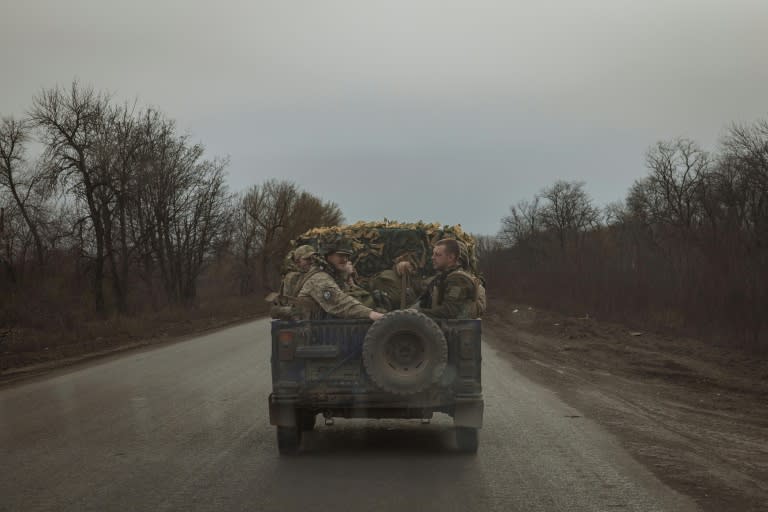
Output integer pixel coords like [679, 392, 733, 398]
[303, 273, 374, 319]
[394, 260, 428, 297]
[420, 273, 475, 319]
[279, 272, 301, 301]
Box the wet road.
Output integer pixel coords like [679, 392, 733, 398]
[0, 319, 698, 511]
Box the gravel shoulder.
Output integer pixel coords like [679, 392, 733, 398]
[484, 297, 768, 512]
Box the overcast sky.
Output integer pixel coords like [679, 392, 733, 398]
[2, 0, 767, 234]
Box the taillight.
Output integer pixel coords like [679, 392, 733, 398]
[278, 331, 296, 361]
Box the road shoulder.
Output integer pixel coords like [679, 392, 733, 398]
[484, 298, 768, 512]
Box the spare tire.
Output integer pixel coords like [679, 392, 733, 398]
[363, 310, 448, 395]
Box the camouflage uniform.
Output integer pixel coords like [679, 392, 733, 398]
[345, 281, 377, 309]
[418, 265, 483, 319]
[279, 244, 317, 299]
[297, 266, 374, 319]
[475, 277, 487, 317]
[280, 271, 304, 299]
[270, 245, 317, 320]
[369, 269, 419, 311]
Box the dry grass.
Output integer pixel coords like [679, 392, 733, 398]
[0, 294, 270, 372]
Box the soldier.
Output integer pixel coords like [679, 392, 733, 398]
[395, 238, 484, 319]
[340, 260, 379, 309]
[295, 240, 384, 321]
[270, 245, 317, 319]
[281, 244, 316, 298]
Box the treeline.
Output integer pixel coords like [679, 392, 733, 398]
[482, 119, 768, 351]
[0, 82, 341, 331]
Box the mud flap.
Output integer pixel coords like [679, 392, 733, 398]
[269, 393, 297, 427]
[453, 399, 484, 428]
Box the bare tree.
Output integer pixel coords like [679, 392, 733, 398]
[235, 179, 343, 292]
[539, 180, 600, 253]
[498, 197, 541, 247]
[30, 82, 111, 313]
[720, 120, 768, 246]
[126, 108, 175, 303]
[0, 202, 19, 283]
[128, 111, 231, 304]
[604, 200, 629, 227]
[716, 121, 768, 346]
[283, 191, 343, 242]
[0, 116, 46, 267]
[175, 158, 231, 301]
[92, 101, 143, 312]
[232, 191, 260, 295]
[638, 138, 709, 230]
[491, 126, 768, 350]
[243, 180, 299, 291]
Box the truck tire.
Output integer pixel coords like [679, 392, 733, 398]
[299, 410, 316, 431]
[363, 310, 447, 395]
[455, 427, 479, 453]
[277, 426, 301, 455]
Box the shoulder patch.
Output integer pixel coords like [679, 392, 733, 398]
[320, 286, 336, 302]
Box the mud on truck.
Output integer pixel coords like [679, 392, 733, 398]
[267, 222, 484, 455]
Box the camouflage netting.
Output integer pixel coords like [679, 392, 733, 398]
[292, 220, 478, 280]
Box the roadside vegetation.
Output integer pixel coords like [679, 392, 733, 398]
[480, 120, 768, 353]
[2, 80, 767, 371]
[0, 81, 342, 371]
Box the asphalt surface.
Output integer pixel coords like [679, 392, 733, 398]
[0, 319, 699, 512]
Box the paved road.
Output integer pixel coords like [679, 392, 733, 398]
[0, 319, 698, 511]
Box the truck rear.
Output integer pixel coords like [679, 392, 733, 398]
[268, 310, 484, 454]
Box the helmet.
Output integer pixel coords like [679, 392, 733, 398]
[321, 239, 354, 257]
[292, 244, 316, 260]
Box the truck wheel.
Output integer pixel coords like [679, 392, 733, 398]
[277, 426, 302, 455]
[299, 411, 316, 431]
[455, 427, 479, 454]
[363, 310, 447, 395]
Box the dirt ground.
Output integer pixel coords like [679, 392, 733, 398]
[484, 297, 768, 512]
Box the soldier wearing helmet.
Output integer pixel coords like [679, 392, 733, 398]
[293, 240, 384, 321]
[279, 244, 317, 299]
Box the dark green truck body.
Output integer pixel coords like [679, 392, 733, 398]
[268, 317, 484, 453]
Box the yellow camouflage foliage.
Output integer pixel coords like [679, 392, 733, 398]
[293, 220, 477, 279]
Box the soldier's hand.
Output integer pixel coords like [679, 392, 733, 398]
[395, 261, 413, 276]
[369, 311, 385, 321]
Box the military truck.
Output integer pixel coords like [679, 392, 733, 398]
[267, 222, 484, 454]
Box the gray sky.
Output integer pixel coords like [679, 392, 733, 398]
[2, 0, 767, 234]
